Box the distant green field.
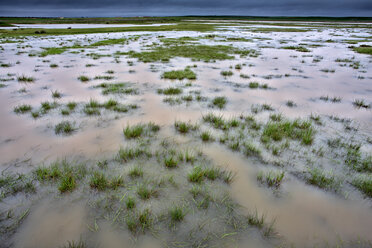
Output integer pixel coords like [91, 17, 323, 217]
[0, 23, 215, 37]
[1, 16, 372, 25]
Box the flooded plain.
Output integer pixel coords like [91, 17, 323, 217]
[0, 21, 372, 248]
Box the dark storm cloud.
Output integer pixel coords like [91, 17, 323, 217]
[0, 0, 371, 17]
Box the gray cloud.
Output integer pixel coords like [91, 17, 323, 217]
[0, 0, 371, 17]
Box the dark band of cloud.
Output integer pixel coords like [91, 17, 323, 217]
[0, 0, 371, 17]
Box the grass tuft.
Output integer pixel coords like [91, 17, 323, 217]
[55, 121, 75, 135]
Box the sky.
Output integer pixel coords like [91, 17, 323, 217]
[0, 0, 371, 17]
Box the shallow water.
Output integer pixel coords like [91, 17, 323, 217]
[0, 21, 372, 247]
[0, 23, 175, 30]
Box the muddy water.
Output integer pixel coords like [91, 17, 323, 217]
[204, 144, 372, 246]
[1, 22, 372, 247]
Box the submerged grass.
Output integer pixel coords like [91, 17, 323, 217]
[54, 121, 75, 135]
[261, 119, 314, 145]
[161, 68, 196, 80]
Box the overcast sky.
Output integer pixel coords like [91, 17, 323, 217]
[0, 0, 371, 17]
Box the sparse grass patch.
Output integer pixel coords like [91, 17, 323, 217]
[261, 119, 314, 145]
[211, 96, 227, 109]
[352, 45, 372, 55]
[157, 87, 182, 95]
[200, 131, 214, 142]
[244, 142, 262, 157]
[137, 184, 157, 200]
[257, 170, 285, 188]
[78, 75, 90, 82]
[203, 113, 228, 130]
[174, 121, 198, 133]
[55, 121, 75, 135]
[188, 166, 205, 183]
[352, 99, 370, 109]
[164, 156, 178, 168]
[129, 166, 143, 178]
[123, 123, 159, 139]
[124, 196, 135, 210]
[161, 68, 196, 80]
[352, 175, 372, 198]
[89, 171, 108, 191]
[14, 104, 32, 114]
[221, 70, 233, 77]
[67, 101, 77, 110]
[305, 167, 339, 191]
[17, 75, 34, 82]
[282, 46, 310, 52]
[51, 90, 62, 98]
[117, 146, 151, 162]
[58, 174, 76, 193]
[95, 82, 138, 95]
[169, 205, 186, 222]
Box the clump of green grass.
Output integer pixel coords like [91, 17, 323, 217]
[89, 171, 108, 191]
[123, 123, 159, 139]
[84, 107, 100, 116]
[61, 240, 87, 248]
[125, 196, 136, 210]
[200, 131, 214, 142]
[94, 82, 138, 95]
[0, 172, 36, 197]
[169, 205, 186, 222]
[235, 64, 242, 70]
[164, 156, 178, 168]
[123, 124, 144, 139]
[161, 68, 196, 80]
[244, 142, 261, 157]
[31, 111, 40, 119]
[352, 45, 372, 56]
[248, 81, 268, 89]
[55, 121, 75, 135]
[129, 166, 143, 178]
[211, 96, 227, 109]
[17, 75, 35, 82]
[138, 208, 152, 229]
[78, 75, 90, 82]
[352, 99, 370, 109]
[41, 101, 58, 113]
[188, 166, 205, 183]
[221, 70, 233, 77]
[203, 113, 228, 130]
[269, 113, 282, 122]
[157, 87, 183, 95]
[246, 210, 276, 237]
[137, 184, 157, 200]
[126, 44, 238, 63]
[305, 167, 339, 191]
[94, 75, 114, 80]
[51, 90, 62, 98]
[58, 174, 76, 193]
[50, 63, 58, 68]
[61, 109, 70, 115]
[203, 167, 221, 181]
[257, 170, 285, 188]
[174, 121, 198, 133]
[117, 146, 151, 162]
[286, 100, 296, 107]
[67, 101, 77, 110]
[352, 175, 372, 198]
[14, 104, 32, 114]
[282, 46, 310, 52]
[320, 68, 335, 73]
[261, 119, 314, 145]
[40, 47, 67, 57]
